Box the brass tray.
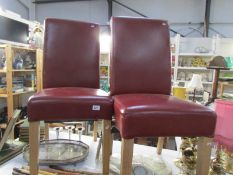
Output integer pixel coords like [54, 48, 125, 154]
[23, 139, 89, 165]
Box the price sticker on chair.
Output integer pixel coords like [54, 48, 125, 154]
[92, 105, 100, 111]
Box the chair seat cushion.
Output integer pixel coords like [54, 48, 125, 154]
[28, 87, 113, 121]
[114, 94, 216, 139]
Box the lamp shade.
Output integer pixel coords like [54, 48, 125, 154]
[187, 74, 203, 90]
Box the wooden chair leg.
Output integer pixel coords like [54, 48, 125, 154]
[157, 137, 165, 155]
[102, 120, 111, 175]
[120, 138, 134, 175]
[44, 123, 49, 140]
[109, 133, 113, 155]
[93, 121, 98, 142]
[29, 121, 40, 175]
[196, 137, 212, 175]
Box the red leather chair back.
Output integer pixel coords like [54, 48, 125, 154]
[43, 18, 100, 89]
[110, 17, 171, 95]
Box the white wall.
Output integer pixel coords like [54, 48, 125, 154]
[112, 0, 206, 37]
[36, 0, 108, 25]
[0, 0, 29, 19]
[113, 0, 205, 23]
[112, 0, 233, 37]
[209, 0, 233, 37]
[1, 0, 233, 37]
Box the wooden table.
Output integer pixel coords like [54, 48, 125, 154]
[220, 82, 233, 97]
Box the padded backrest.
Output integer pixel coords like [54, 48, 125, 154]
[43, 18, 100, 89]
[110, 17, 171, 95]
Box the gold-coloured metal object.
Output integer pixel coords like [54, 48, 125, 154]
[209, 148, 224, 175]
[209, 147, 233, 175]
[174, 137, 197, 175]
[222, 149, 233, 174]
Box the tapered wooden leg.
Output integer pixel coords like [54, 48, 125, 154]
[29, 121, 40, 175]
[120, 138, 134, 175]
[44, 123, 49, 140]
[93, 121, 98, 142]
[157, 137, 165, 155]
[109, 133, 113, 155]
[196, 137, 212, 175]
[102, 120, 111, 175]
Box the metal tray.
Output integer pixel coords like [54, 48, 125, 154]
[23, 139, 89, 165]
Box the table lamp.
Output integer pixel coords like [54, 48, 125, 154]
[187, 74, 203, 101]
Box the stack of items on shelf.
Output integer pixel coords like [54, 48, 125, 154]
[0, 110, 26, 165]
[13, 52, 36, 70]
[178, 56, 209, 68]
[0, 107, 7, 139]
[100, 79, 109, 92]
[171, 35, 233, 101]
[100, 53, 109, 92]
[0, 49, 5, 69]
[19, 120, 45, 143]
[0, 49, 6, 94]
[12, 76, 24, 93]
[0, 76, 6, 94]
[100, 66, 108, 77]
[24, 74, 35, 91]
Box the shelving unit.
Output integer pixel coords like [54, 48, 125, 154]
[0, 44, 42, 124]
[99, 52, 110, 92]
[171, 35, 233, 100]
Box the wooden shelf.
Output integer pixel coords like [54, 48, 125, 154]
[0, 94, 7, 98]
[1, 69, 36, 73]
[0, 90, 35, 98]
[12, 69, 36, 72]
[0, 69, 6, 73]
[13, 90, 36, 96]
[11, 46, 36, 52]
[0, 44, 36, 52]
[0, 44, 7, 48]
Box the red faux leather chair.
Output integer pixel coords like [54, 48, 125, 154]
[110, 17, 217, 175]
[28, 19, 113, 175]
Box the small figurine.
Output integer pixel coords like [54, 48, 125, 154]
[191, 57, 207, 67]
[24, 55, 33, 69]
[186, 73, 193, 81]
[0, 55, 6, 69]
[178, 72, 186, 81]
[13, 54, 24, 69]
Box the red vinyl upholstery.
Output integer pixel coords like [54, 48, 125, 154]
[28, 87, 113, 121]
[110, 17, 216, 139]
[110, 17, 171, 96]
[114, 94, 216, 139]
[43, 18, 100, 89]
[28, 19, 113, 122]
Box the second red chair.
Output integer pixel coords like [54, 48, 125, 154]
[110, 17, 217, 175]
